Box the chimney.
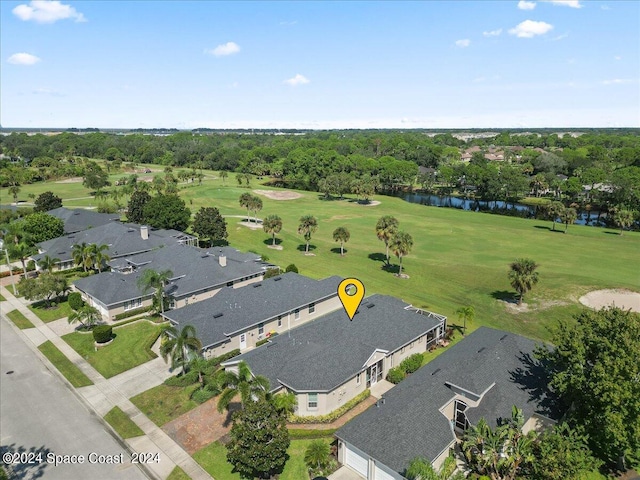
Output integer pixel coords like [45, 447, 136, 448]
[140, 225, 149, 240]
[219, 254, 227, 267]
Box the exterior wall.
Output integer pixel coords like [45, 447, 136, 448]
[174, 287, 222, 309]
[385, 330, 434, 372]
[523, 414, 556, 434]
[431, 445, 455, 471]
[293, 371, 368, 417]
[231, 273, 264, 289]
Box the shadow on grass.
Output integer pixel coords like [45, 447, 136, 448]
[296, 244, 317, 252]
[533, 225, 564, 233]
[330, 247, 348, 255]
[263, 238, 283, 246]
[491, 290, 517, 304]
[317, 195, 347, 201]
[368, 253, 386, 263]
[382, 263, 400, 274]
[603, 231, 622, 235]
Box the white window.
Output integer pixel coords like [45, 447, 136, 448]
[356, 373, 361, 385]
[124, 298, 142, 311]
[258, 323, 264, 335]
[308, 303, 315, 314]
[294, 309, 300, 320]
[308, 393, 318, 409]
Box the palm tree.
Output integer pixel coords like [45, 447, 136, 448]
[239, 192, 253, 221]
[508, 258, 539, 305]
[376, 215, 399, 265]
[389, 231, 413, 276]
[87, 243, 110, 272]
[560, 207, 577, 233]
[38, 254, 60, 273]
[72, 242, 90, 272]
[297, 215, 318, 253]
[8, 185, 20, 204]
[455, 305, 475, 335]
[270, 391, 297, 415]
[10, 242, 31, 277]
[137, 268, 173, 314]
[263, 214, 283, 246]
[304, 440, 331, 472]
[249, 195, 263, 223]
[68, 305, 101, 328]
[217, 360, 270, 413]
[219, 170, 228, 185]
[332, 226, 350, 256]
[160, 324, 202, 374]
[613, 207, 635, 235]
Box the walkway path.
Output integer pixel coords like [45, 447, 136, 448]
[0, 283, 212, 480]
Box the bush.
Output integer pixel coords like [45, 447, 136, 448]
[68, 292, 84, 311]
[93, 325, 113, 344]
[285, 264, 299, 273]
[77, 271, 94, 278]
[114, 305, 152, 321]
[256, 332, 278, 347]
[289, 390, 370, 424]
[386, 367, 406, 384]
[400, 353, 423, 374]
[27, 260, 36, 271]
[191, 387, 217, 404]
[164, 369, 199, 387]
[205, 349, 241, 369]
[288, 428, 337, 439]
[263, 267, 281, 279]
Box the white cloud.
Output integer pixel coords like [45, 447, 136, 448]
[8, 52, 41, 65]
[455, 39, 471, 47]
[614, 55, 621, 60]
[284, 74, 310, 86]
[541, 0, 583, 7]
[517, 1, 537, 10]
[509, 20, 553, 38]
[473, 76, 486, 83]
[207, 42, 241, 57]
[33, 87, 64, 96]
[601, 4, 611, 10]
[12, 1, 86, 23]
[602, 78, 635, 85]
[552, 33, 569, 41]
[483, 29, 502, 37]
[279, 20, 297, 26]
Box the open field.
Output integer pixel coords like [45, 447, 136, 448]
[62, 321, 162, 378]
[5, 170, 639, 341]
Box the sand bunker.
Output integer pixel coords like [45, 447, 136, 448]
[579, 289, 640, 313]
[253, 190, 303, 200]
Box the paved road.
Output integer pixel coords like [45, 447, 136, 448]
[0, 319, 148, 480]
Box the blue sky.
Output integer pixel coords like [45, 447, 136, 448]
[1, 0, 638, 129]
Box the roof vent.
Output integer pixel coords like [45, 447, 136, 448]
[213, 313, 223, 318]
[367, 303, 375, 309]
[431, 368, 441, 376]
[477, 347, 486, 353]
[253, 284, 262, 288]
[499, 334, 508, 341]
[273, 277, 282, 282]
[67, 235, 75, 239]
[201, 255, 208, 258]
[127, 229, 135, 233]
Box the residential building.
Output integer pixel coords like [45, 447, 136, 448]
[221, 295, 446, 417]
[73, 244, 266, 321]
[46, 207, 121, 234]
[335, 327, 558, 479]
[163, 272, 343, 358]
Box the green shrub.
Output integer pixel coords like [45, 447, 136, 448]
[68, 292, 84, 311]
[285, 263, 299, 273]
[256, 332, 278, 347]
[164, 370, 199, 387]
[263, 267, 281, 279]
[288, 428, 337, 439]
[93, 325, 113, 344]
[289, 390, 370, 424]
[27, 260, 36, 271]
[386, 367, 406, 384]
[77, 271, 94, 278]
[205, 349, 240, 369]
[191, 387, 217, 404]
[400, 353, 423, 374]
[114, 305, 152, 321]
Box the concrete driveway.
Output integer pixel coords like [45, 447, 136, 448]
[329, 466, 366, 480]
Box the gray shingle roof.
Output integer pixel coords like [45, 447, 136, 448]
[224, 294, 444, 393]
[73, 244, 265, 306]
[336, 327, 557, 477]
[46, 207, 121, 233]
[164, 273, 342, 348]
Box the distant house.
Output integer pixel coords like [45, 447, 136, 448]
[335, 328, 558, 479]
[73, 244, 266, 321]
[222, 295, 446, 417]
[34, 222, 197, 271]
[46, 207, 121, 234]
[163, 272, 343, 358]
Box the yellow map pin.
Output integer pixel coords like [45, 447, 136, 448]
[338, 278, 365, 321]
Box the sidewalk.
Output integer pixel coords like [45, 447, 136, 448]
[0, 283, 213, 480]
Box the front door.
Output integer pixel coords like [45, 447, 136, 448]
[370, 363, 378, 386]
[240, 333, 247, 350]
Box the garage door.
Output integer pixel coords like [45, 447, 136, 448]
[374, 464, 397, 480]
[345, 445, 368, 478]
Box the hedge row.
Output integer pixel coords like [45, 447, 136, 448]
[256, 332, 279, 347]
[288, 389, 370, 424]
[386, 353, 425, 384]
[288, 428, 337, 439]
[114, 306, 153, 321]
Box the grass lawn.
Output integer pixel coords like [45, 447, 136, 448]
[130, 384, 199, 426]
[166, 466, 191, 480]
[0, 293, 5, 302]
[28, 299, 73, 323]
[38, 340, 93, 387]
[62, 321, 162, 378]
[193, 438, 331, 480]
[6, 309, 35, 329]
[104, 406, 144, 439]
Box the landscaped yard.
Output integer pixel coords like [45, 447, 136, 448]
[28, 299, 73, 323]
[62, 320, 162, 378]
[37, 340, 93, 387]
[0, 293, 6, 302]
[104, 406, 144, 439]
[6, 309, 35, 329]
[166, 466, 191, 480]
[193, 438, 332, 480]
[130, 384, 200, 426]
